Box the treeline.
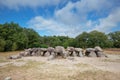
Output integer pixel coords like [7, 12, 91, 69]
[0, 22, 120, 51]
[0, 22, 40, 51]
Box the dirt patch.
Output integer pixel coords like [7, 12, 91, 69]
[70, 70, 120, 80]
[0, 52, 120, 80]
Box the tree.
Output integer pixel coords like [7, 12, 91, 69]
[24, 28, 40, 48]
[0, 38, 6, 51]
[0, 22, 41, 51]
[87, 31, 111, 48]
[0, 22, 119, 52]
[4, 40, 12, 51]
[108, 31, 120, 48]
[16, 32, 28, 50]
[75, 32, 89, 48]
[12, 42, 17, 51]
[75, 31, 112, 48]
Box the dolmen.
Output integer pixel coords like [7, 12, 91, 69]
[8, 46, 108, 59]
[85, 46, 108, 57]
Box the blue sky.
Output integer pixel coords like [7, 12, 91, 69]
[0, 0, 120, 37]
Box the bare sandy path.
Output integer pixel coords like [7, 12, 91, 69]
[0, 54, 120, 80]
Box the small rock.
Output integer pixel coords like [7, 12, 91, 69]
[4, 77, 12, 80]
[8, 55, 21, 59]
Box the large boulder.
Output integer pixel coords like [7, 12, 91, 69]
[72, 51, 77, 57]
[95, 46, 103, 52]
[47, 52, 56, 60]
[85, 47, 108, 58]
[44, 51, 51, 57]
[67, 47, 75, 52]
[96, 52, 108, 57]
[46, 47, 55, 56]
[94, 46, 108, 57]
[21, 48, 32, 56]
[40, 48, 47, 56]
[85, 48, 96, 56]
[19, 52, 25, 56]
[88, 51, 97, 57]
[55, 46, 67, 58]
[29, 48, 39, 56]
[47, 47, 55, 53]
[78, 51, 83, 57]
[62, 50, 69, 58]
[67, 47, 76, 56]
[85, 48, 95, 52]
[24, 51, 30, 56]
[19, 48, 41, 57]
[55, 46, 65, 53]
[35, 48, 42, 56]
[75, 48, 84, 57]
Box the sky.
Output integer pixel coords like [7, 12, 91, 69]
[0, 0, 120, 37]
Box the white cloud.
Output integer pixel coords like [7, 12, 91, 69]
[27, 0, 120, 37]
[54, 0, 120, 34]
[55, 0, 113, 25]
[2, 0, 119, 37]
[0, 0, 62, 9]
[27, 16, 83, 37]
[92, 7, 120, 32]
[55, 2, 82, 25]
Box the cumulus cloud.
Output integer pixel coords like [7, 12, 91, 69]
[55, 0, 114, 25]
[27, 0, 120, 37]
[55, 2, 81, 25]
[0, 0, 63, 9]
[1, 0, 120, 37]
[54, 0, 120, 34]
[27, 16, 83, 37]
[92, 7, 120, 32]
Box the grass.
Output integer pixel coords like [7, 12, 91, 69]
[0, 59, 8, 63]
[0, 60, 45, 80]
[75, 63, 90, 67]
[0, 50, 120, 80]
[0, 60, 45, 70]
[22, 60, 45, 69]
[69, 70, 120, 80]
[0, 51, 22, 57]
[0, 57, 9, 63]
[104, 49, 120, 54]
[102, 58, 120, 62]
[1, 64, 120, 80]
[0, 51, 22, 63]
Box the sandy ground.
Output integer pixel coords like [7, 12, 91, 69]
[0, 53, 120, 80]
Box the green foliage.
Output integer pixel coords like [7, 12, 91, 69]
[24, 28, 41, 48]
[0, 22, 41, 51]
[12, 42, 17, 51]
[41, 36, 74, 48]
[75, 31, 113, 48]
[0, 38, 6, 51]
[75, 32, 89, 48]
[0, 22, 119, 52]
[108, 31, 120, 48]
[88, 31, 111, 48]
[4, 40, 13, 51]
